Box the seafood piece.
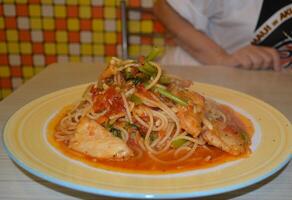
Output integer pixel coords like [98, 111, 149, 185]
[176, 107, 202, 137]
[174, 90, 205, 111]
[100, 64, 118, 80]
[202, 122, 249, 155]
[69, 118, 133, 160]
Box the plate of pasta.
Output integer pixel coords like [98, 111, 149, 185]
[3, 49, 292, 199]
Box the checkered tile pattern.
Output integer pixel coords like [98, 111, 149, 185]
[0, 0, 172, 100]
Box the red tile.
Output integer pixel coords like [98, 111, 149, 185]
[0, 54, 8, 65]
[5, 17, 17, 29]
[45, 55, 57, 64]
[154, 21, 165, 33]
[128, 0, 141, 7]
[80, 19, 92, 30]
[67, 5, 78, 18]
[55, 19, 67, 30]
[19, 30, 31, 41]
[165, 38, 176, 46]
[32, 43, 44, 54]
[43, 31, 55, 42]
[1, 78, 12, 88]
[141, 36, 152, 45]
[92, 6, 103, 18]
[11, 66, 22, 77]
[68, 31, 80, 42]
[105, 44, 117, 56]
[0, 31, 6, 41]
[0, 5, 3, 16]
[21, 55, 33, 65]
[16, 4, 29, 16]
[142, 12, 153, 20]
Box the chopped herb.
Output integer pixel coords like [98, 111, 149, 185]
[240, 131, 249, 143]
[171, 139, 187, 148]
[126, 122, 139, 129]
[123, 70, 133, 80]
[149, 132, 158, 144]
[129, 94, 143, 105]
[103, 121, 112, 129]
[109, 127, 122, 139]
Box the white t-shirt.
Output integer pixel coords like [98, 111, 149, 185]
[160, 0, 292, 68]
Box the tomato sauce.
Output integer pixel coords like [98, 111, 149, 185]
[47, 105, 254, 174]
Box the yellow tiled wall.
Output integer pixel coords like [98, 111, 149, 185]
[0, 0, 172, 100]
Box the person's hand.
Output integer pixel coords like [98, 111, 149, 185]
[220, 45, 281, 71]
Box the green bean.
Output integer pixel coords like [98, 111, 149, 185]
[145, 47, 163, 61]
[155, 87, 188, 106]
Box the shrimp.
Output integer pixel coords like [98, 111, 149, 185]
[69, 117, 133, 160]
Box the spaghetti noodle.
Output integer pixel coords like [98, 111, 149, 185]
[50, 48, 254, 172]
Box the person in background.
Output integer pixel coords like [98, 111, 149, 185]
[153, 0, 292, 71]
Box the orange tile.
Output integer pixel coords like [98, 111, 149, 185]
[105, 44, 117, 56]
[67, 5, 78, 17]
[11, 66, 22, 77]
[32, 43, 44, 54]
[116, 9, 121, 19]
[16, 4, 29, 16]
[55, 19, 67, 30]
[45, 55, 57, 64]
[19, 30, 31, 41]
[80, 19, 92, 30]
[43, 31, 55, 42]
[0, 54, 8, 65]
[92, 6, 103, 18]
[21, 55, 33, 65]
[5, 17, 17, 29]
[68, 31, 80, 42]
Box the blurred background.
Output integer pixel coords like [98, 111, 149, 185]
[0, 0, 174, 100]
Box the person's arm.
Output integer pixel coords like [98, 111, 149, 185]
[153, 0, 281, 71]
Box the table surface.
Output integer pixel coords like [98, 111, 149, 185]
[0, 63, 291, 200]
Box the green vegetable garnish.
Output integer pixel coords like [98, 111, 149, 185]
[131, 77, 144, 85]
[110, 127, 122, 139]
[240, 131, 250, 144]
[145, 47, 163, 61]
[155, 87, 188, 106]
[158, 74, 172, 85]
[149, 132, 158, 144]
[126, 122, 139, 129]
[129, 94, 143, 105]
[171, 138, 187, 148]
[124, 70, 133, 80]
[138, 62, 157, 76]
